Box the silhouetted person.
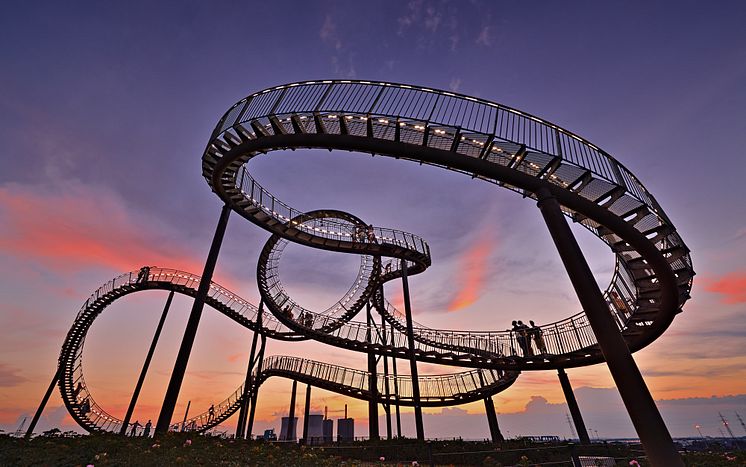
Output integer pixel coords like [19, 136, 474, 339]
[72, 382, 84, 400]
[143, 419, 152, 437]
[529, 320, 547, 354]
[130, 420, 141, 437]
[79, 397, 90, 415]
[136, 266, 150, 283]
[208, 404, 215, 423]
[366, 224, 375, 242]
[384, 262, 392, 275]
[514, 320, 532, 356]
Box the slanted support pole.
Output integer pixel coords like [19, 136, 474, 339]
[246, 334, 266, 439]
[156, 204, 231, 435]
[302, 384, 311, 444]
[535, 187, 682, 466]
[236, 302, 262, 439]
[25, 368, 60, 439]
[121, 291, 175, 435]
[483, 397, 504, 443]
[401, 260, 424, 441]
[557, 368, 590, 445]
[366, 302, 380, 440]
[287, 380, 298, 441]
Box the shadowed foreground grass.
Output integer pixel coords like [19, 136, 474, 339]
[0, 433, 341, 467]
[1, 433, 745, 466]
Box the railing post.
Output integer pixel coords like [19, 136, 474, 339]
[121, 291, 174, 435]
[535, 187, 682, 466]
[156, 204, 231, 435]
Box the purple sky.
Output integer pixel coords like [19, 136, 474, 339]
[1, 1, 746, 439]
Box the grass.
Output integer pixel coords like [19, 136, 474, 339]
[2, 432, 745, 466]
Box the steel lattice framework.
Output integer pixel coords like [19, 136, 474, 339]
[49, 80, 692, 463]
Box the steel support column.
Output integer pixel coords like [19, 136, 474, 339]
[246, 334, 266, 439]
[25, 367, 60, 439]
[380, 310, 393, 440]
[366, 302, 379, 440]
[236, 302, 263, 439]
[287, 380, 298, 441]
[401, 260, 424, 441]
[483, 397, 504, 443]
[121, 291, 174, 435]
[391, 346, 402, 438]
[302, 384, 311, 444]
[156, 204, 231, 435]
[557, 368, 590, 444]
[536, 187, 682, 466]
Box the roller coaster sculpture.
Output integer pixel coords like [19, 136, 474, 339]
[42, 80, 692, 465]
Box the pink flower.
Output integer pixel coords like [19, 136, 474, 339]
[629, 461, 640, 466]
[379, 456, 385, 461]
[183, 439, 192, 446]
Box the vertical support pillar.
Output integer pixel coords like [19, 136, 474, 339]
[156, 204, 231, 435]
[25, 368, 60, 439]
[246, 334, 266, 439]
[535, 187, 682, 466]
[287, 380, 298, 441]
[389, 303, 403, 439]
[236, 302, 263, 439]
[366, 302, 380, 440]
[401, 260, 424, 441]
[557, 368, 590, 444]
[302, 384, 311, 444]
[121, 291, 174, 435]
[483, 397, 504, 443]
[380, 310, 393, 440]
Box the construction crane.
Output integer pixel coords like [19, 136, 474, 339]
[13, 417, 27, 438]
[566, 413, 577, 440]
[736, 412, 746, 435]
[719, 412, 736, 439]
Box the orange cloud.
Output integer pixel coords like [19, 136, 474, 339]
[0, 183, 205, 276]
[704, 272, 746, 304]
[447, 226, 496, 311]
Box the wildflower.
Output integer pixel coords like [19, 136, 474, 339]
[183, 439, 192, 446]
[380, 456, 385, 461]
[151, 443, 160, 449]
[412, 462, 419, 466]
[629, 461, 640, 466]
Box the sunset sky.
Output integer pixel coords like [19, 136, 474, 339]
[1, 1, 746, 440]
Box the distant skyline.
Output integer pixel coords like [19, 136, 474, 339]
[2, 1, 746, 440]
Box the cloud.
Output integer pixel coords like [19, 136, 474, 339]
[475, 25, 492, 46]
[703, 272, 746, 304]
[0, 182, 205, 276]
[449, 78, 462, 92]
[447, 225, 497, 311]
[0, 363, 26, 387]
[319, 14, 341, 50]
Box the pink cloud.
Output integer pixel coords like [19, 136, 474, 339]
[447, 226, 497, 312]
[703, 272, 746, 304]
[0, 183, 205, 276]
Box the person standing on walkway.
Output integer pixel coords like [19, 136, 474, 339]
[529, 320, 547, 354]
